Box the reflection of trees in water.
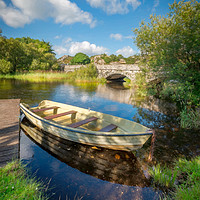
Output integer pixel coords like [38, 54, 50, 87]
[131, 95, 178, 116]
[66, 82, 98, 93]
[132, 106, 177, 129]
[133, 106, 200, 166]
[0, 79, 60, 105]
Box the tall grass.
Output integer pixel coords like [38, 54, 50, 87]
[0, 72, 69, 82]
[180, 107, 200, 129]
[0, 161, 48, 200]
[0, 64, 106, 83]
[150, 156, 200, 200]
[149, 164, 178, 188]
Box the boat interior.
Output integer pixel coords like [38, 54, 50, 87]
[31, 105, 120, 132]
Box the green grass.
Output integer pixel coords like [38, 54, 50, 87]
[0, 161, 48, 200]
[150, 156, 200, 200]
[149, 164, 178, 188]
[0, 66, 106, 83]
[0, 72, 69, 82]
[180, 107, 200, 129]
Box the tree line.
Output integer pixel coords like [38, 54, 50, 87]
[0, 34, 59, 74]
[59, 53, 138, 65]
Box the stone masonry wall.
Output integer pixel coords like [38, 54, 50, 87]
[63, 64, 141, 81]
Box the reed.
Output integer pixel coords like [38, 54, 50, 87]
[0, 64, 106, 83]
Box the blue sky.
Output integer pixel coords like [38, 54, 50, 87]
[0, 0, 178, 58]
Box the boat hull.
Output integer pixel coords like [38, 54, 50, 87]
[20, 100, 152, 151]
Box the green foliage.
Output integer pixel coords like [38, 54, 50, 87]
[0, 161, 48, 200]
[134, 72, 148, 97]
[100, 54, 126, 64]
[51, 63, 61, 71]
[0, 59, 13, 74]
[30, 59, 40, 70]
[134, 0, 200, 71]
[134, 0, 200, 128]
[0, 36, 58, 74]
[70, 64, 98, 80]
[124, 56, 136, 64]
[149, 164, 178, 188]
[70, 53, 90, 65]
[150, 156, 200, 200]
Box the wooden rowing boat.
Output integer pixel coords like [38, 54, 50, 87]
[20, 117, 150, 186]
[20, 100, 152, 151]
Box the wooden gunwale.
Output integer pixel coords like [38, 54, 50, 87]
[20, 104, 152, 137]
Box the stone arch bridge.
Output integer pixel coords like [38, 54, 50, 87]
[63, 64, 141, 81]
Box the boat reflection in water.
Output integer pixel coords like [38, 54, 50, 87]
[20, 117, 150, 187]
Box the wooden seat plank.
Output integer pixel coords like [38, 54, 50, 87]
[44, 110, 77, 120]
[68, 117, 98, 128]
[99, 124, 117, 132]
[32, 106, 59, 113]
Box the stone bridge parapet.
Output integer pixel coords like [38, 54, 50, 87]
[63, 64, 141, 81]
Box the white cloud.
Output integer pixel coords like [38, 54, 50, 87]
[64, 37, 73, 44]
[116, 46, 135, 57]
[54, 46, 68, 56]
[110, 33, 133, 41]
[152, 0, 159, 12]
[54, 40, 108, 57]
[69, 41, 107, 56]
[54, 35, 62, 39]
[110, 33, 123, 41]
[124, 35, 133, 39]
[0, 0, 95, 28]
[86, 0, 141, 14]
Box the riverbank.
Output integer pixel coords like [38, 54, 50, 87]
[0, 71, 107, 83]
[0, 161, 48, 199]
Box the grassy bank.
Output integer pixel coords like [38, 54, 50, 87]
[0, 161, 48, 200]
[0, 72, 69, 82]
[0, 72, 106, 83]
[0, 64, 107, 83]
[150, 156, 200, 200]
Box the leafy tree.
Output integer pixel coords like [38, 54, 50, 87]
[51, 63, 61, 71]
[30, 59, 40, 71]
[70, 53, 90, 65]
[124, 56, 136, 64]
[0, 36, 59, 74]
[134, 0, 200, 108]
[0, 59, 13, 74]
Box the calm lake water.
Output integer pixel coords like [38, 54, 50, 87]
[1, 79, 200, 200]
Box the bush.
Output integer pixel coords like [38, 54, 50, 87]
[51, 63, 61, 71]
[0, 59, 13, 74]
[70, 53, 90, 65]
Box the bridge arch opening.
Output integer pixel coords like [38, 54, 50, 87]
[106, 73, 130, 82]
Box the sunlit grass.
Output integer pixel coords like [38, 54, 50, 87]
[0, 70, 106, 83]
[0, 161, 48, 200]
[0, 72, 69, 82]
[150, 156, 200, 200]
[149, 164, 178, 188]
